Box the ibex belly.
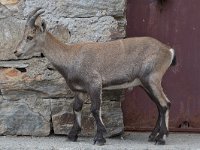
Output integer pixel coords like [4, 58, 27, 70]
[103, 78, 141, 90]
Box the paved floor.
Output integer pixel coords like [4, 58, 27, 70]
[0, 132, 200, 150]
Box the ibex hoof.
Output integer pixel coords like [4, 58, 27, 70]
[68, 134, 78, 142]
[154, 134, 166, 145]
[155, 139, 166, 145]
[148, 134, 156, 142]
[93, 138, 106, 146]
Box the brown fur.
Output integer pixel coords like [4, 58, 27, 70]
[14, 9, 175, 145]
[41, 32, 173, 91]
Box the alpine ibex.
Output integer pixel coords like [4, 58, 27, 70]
[14, 8, 176, 145]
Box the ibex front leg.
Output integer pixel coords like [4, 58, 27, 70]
[89, 84, 106, 146]
[68, 92, 84, 142]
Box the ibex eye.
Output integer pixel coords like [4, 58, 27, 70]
[27, 36, 33, 41]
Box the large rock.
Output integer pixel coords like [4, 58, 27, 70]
[0, 58, 74, 99]
[23, 0, 125, 18]
[0, 98, 51, 136]
[0, 58, 62, 136]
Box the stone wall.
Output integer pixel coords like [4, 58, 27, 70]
[0, 0, 126, 137]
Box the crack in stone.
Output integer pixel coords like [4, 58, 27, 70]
[60, 15, 123, 20]
[49, 99, 54, 135]
[23, 99, 50, 123]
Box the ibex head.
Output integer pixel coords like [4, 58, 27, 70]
[14, 8, 46, 57]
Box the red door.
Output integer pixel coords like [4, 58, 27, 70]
[122, 0, 200, 132]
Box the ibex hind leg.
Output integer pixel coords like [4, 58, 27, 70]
[142, 75, 170, 145]
[142, 86, 161, 142]
[68, 93, 84, 142]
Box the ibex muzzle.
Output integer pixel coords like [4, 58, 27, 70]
[14, 8, 176, 146]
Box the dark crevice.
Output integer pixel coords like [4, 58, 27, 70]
[157, 0, 167, 11]
[157, 0, 167, 5]
[68, 31, 71, 37]
[40, 53, 45, 58]
[16, 68, 27, 72]
[49, 116, 55, 135]
[113, 16, 125, 21]
[0, 89, 2, 95]
[47, 67, 55, 71]
[178, 121, 190, 129]
[44, 96, 74, 100]
[49, 99, 55, 135]
[62, 15, 124, 19]
[62, 16, 94, 19]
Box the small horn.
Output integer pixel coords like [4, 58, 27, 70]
[29, 10, 45, 27]
[27, 7, 42, 21]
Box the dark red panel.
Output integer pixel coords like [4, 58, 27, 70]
[123, 0, 200, 132]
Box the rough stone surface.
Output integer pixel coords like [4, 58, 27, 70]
[0, 3, 12, 18]
[0, 0, 126, 137]
[0, 17, 25, 60]
[0, 58, 74, 100]
[57, 16, 125, 43]
[23, 0, 125, 18]
[0, 98, 51, 136]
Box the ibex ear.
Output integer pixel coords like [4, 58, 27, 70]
[41, 20, 46, 32]
[35, 17, 46, 32]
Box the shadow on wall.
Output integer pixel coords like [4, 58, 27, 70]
[157, 0, 167, 10]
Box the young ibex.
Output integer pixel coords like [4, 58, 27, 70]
[14, 8, 176, 145]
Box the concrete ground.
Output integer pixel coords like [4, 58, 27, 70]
[0, 132, 200, 150]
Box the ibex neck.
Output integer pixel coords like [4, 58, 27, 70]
[42, 31, 71, 65]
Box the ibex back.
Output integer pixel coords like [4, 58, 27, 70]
[14, 8, 176, 146]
